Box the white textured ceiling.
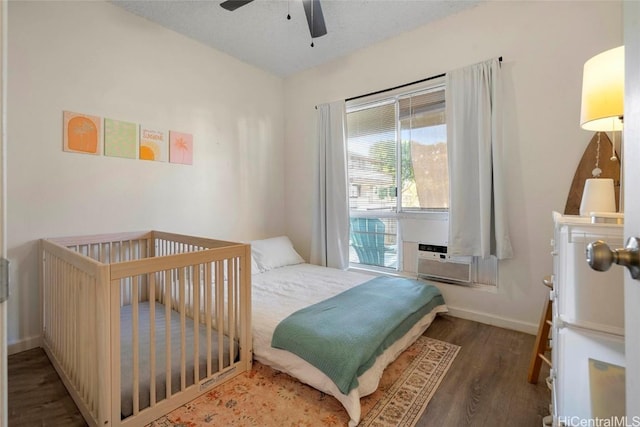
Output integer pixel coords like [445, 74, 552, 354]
[112, 0, 481, 77]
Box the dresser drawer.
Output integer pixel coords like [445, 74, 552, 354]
[554, 222, 624, 334]
[554, 326, 625, 424]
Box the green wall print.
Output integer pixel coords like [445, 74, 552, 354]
[104, 118, 137, 159]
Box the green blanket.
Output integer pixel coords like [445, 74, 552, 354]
[270, 276, 445, 394]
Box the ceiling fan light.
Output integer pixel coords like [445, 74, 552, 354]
[219, 0, 254, 12]
[303, 0, 327, 38]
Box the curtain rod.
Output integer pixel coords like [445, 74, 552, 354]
[344, 56, 502, 103]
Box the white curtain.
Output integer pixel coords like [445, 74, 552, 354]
[446, 58, 513, 259]
[310, 101, 350, 269]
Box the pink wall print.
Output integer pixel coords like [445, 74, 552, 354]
[169, 131, 193, 165]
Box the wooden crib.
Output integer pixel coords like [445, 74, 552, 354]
[39, 231, 252, 427]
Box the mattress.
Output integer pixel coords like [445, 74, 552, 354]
[252, 263, 447, 426]
[120, 301, 235, 418]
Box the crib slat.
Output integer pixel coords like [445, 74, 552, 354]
[241, 244, 253, 370]
[193, 265, 200, 384]
[67, 266, 73, 379]
[149, 273, 156, 408]
[164, 269, 172, 399]
[132, 276, 140, 415]
[228, 258, 236, 365]
[110, 276, 122, 425]
[179, 267, 186, 391]
[205, 262, 212, 377]
[215, 260, 224, 372]
[94, 268, 102, 419]
[75, 270, 82, 399]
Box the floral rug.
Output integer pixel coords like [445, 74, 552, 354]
[148, 336, 460, 427]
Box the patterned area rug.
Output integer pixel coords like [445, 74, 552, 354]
[148, 336, 459, 427]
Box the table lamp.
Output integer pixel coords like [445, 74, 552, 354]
[579, 45, 624, 216]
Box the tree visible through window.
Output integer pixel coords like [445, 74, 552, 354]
[346, 84, 447, 269]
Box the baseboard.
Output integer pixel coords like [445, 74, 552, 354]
[444, 305, 538, 335]
[6, 311, 536, 355]
[8, 334, 42, 356]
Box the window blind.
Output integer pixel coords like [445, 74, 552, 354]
[346, 102, 397, 212]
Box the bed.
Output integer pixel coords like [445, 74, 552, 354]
[250, 236, 448, 427]
[40, 231, 252, 427]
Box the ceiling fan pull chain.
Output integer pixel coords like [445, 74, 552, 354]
[310, 0, 314, 47]
[221, 0, 326, 44]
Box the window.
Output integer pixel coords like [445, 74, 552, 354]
[346, 80, 447, 270]
[398, 89, 448, 210]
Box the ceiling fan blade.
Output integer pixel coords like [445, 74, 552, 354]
[220, 0, 254, 12]
[302, 0, 327, 38]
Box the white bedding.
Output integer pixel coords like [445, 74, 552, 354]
[252, 263, 448, 426]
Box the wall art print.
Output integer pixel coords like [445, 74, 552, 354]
[104, 118, 137, 159]
[169, 131, 193, 165]
[139, 125, 168, 162]
[63, 111, 102, 155]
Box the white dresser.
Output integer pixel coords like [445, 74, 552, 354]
[550, 212, 625, 426]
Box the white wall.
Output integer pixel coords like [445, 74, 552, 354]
[5, 0, 624, 348]
[283, 1, 623, 333]
[7, 1, 285, 351]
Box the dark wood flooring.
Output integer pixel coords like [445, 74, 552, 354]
[420, 315, 550, 427]
[8, 315, 550, 426]
[8, 348, 86, 426]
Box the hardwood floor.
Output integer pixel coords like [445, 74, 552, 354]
[8, 315, 550, 426]
[8, 348, 86, 426]
[420, 315, 551, 427]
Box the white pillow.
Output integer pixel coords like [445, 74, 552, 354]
[251, 236, 305, 272]
[251, 256, 261, 275]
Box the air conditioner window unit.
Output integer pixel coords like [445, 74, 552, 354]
[417, 243, 472, 284]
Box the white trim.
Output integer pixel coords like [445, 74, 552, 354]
[445, 305, 538, 336]
[624, 1, 640, 415]
[0, 1, 7, 425]
[7, 335, 43, 357]
[348, 264, 397, 276]
[347, 267, 529, 333]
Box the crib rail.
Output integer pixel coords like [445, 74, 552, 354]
[40, 232, 252, 427]
[40, 238, 111, 426]
[113, 244, 250, 426]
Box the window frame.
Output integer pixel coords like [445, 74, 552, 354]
[346, 77, 448, 271]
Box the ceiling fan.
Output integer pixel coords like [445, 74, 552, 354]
[220, 0, 327, 41]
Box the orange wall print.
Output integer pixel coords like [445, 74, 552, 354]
[63, 111, 101, 155]
[140, 125, 168, 162]
[169, 131, 193, 165]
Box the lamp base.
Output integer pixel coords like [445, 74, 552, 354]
[580, 178, 616, 217]
[590, 212, 624, 224]
[564, 132, 621, 215]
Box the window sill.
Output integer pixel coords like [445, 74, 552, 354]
[349, 264, 498, 293]
[398, 211, 449, 221]
[430, 279, 499, 293]
[348, 264, 411, 278]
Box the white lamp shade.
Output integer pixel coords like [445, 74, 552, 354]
[580, 178, 616, 216]
[580, 46, 624, 131]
